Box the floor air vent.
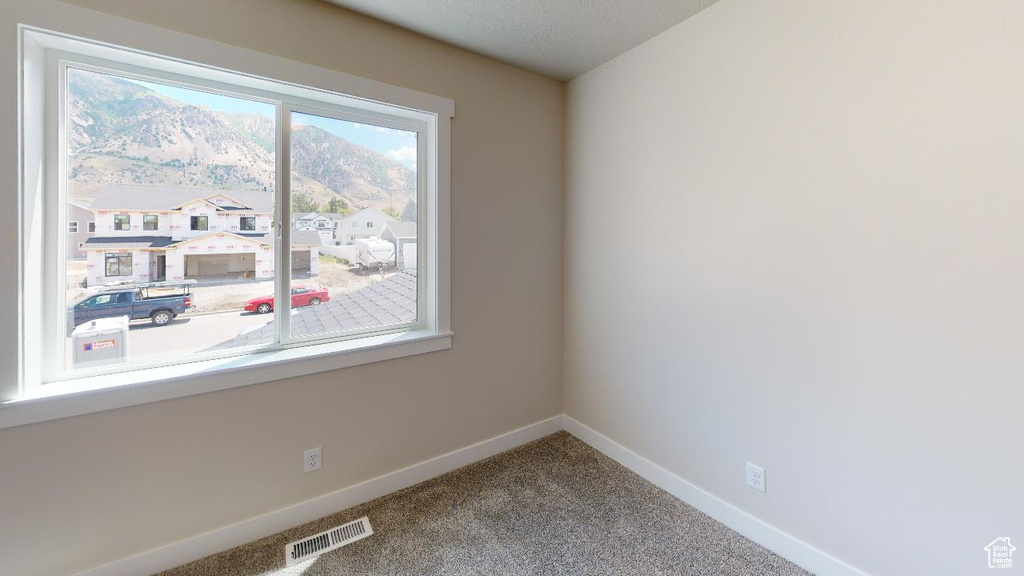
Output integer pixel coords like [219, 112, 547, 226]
[285, 516, 373, 566]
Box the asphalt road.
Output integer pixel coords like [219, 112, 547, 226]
[65, 310, 271, 368]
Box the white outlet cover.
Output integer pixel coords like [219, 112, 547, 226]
[304, 447, 322, 473]
[746, 462, 766, 492]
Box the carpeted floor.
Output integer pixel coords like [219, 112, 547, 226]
[158, 432, 812, 576]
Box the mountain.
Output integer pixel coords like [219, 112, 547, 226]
[67, 68, 415, 213]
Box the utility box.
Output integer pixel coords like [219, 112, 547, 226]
[72, 316, 129, 369]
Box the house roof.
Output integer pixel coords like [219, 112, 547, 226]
[384, 221, 417, 239]
[85, 185, 274, 213]
[340, 207, 397, 224]
[82, 231, 319, 251]
[82, 236, 176, 251]
[209, 271, 418, 350]
[401, 200, 417, 222]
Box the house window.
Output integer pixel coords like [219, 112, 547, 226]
[88, 221, 96, 233]
[366, 221, 374, 228]
[68, 221, 78, 233]
[104, 253, 133, 276]
[351, 221, 358, 228]
[14, 23, 450, 423]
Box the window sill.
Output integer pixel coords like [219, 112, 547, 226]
[0, 329, 453, 430]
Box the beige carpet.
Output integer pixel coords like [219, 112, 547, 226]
[158, 432, 812, 576]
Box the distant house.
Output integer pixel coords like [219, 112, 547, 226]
[380, 221, 417, 268]
[66, 200, 96, 260]
[293, 212, 345, 245]
[293, 212, 334, 231]
[79, 185, 321, 286]
[337, 207, 397, 245]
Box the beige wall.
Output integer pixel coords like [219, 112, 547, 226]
[565, 1, 1024, 575]
[0, 1, 564, 574]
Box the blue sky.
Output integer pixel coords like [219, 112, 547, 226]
[131, 78, 418, 169]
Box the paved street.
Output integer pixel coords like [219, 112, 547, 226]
[65, 310, 271, 368]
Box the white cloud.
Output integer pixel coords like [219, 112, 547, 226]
[385, 145, 417, 168]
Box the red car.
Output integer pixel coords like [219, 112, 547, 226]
[244, 287, 331, 314]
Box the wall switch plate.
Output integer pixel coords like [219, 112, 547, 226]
[746, 462, 766, 492]
[304, 447, 322, 473]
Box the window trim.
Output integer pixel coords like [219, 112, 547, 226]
[67, 220, 77, 232]
[113, 213, 130, 230]
[104, 252, 132, 277]
[190, 214, 209, 231]
[142, 214, 159, 231]
[5, 17, 452, 428]
[239, 216, 256, 231]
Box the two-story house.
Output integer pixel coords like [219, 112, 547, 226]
[337, 207, 397, 245]
[80, 185, 321, 287]
[293, 212, 345, 245]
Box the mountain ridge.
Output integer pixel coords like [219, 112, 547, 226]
[67, 68, 415, 213]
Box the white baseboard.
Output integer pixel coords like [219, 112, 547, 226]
[562, 415, 871, 576]
[73, 414, 867, 576]
[73, 415, 564, 576]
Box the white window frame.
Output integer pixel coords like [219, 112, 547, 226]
[67, 220, 77, 232]
[2, 15, 452, 430]
[87, 221, 95, 233]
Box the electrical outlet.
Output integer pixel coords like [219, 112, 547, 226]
[304, 447, 322, 473]
[746, 462, 766, 492]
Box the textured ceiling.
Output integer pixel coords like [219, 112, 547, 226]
[321, 0, 721, 81]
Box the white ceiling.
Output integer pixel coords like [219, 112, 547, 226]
[322, 0, 721, 81]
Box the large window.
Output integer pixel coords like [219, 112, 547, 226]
[104, 253, 132, 276]
[12, 24, 450, 424]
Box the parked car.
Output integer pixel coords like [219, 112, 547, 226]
[70, 281, 195, 329]
[244, 287, 331, 314]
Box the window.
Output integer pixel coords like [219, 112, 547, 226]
[12, 22, 450, 426]
[351, 221, 358, 228]
[104, 253, 132, 276]
[81, 294, 113, 308]
[68, 221, 78, 233]
[88, 221, 96, 233]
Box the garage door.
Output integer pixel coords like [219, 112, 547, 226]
[291, 250, 311, 272]
[186, 255, 230, 276]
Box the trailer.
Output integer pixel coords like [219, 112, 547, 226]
[352, 237, 397, 271]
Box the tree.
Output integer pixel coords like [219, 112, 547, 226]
[292, 192, 320, 213]
[326, 196, 350, 215]
[382, 206, 400, 219]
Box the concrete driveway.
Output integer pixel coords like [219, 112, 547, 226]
[64, 310, 271, 369]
